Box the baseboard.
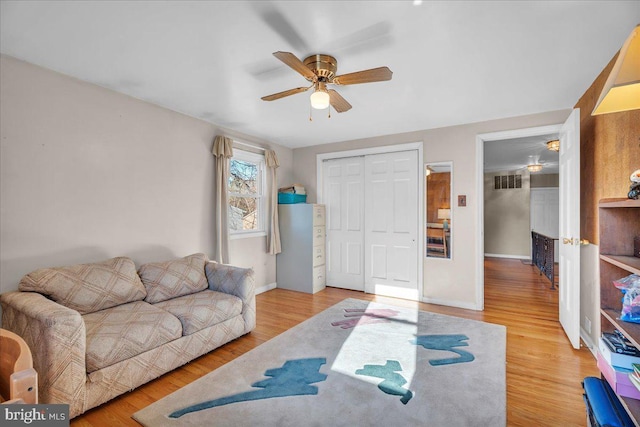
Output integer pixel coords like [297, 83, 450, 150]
[256, 282, 277, 295]
[484, 253, 529, 260]
[421, 296, 480, 311]
[581, 327, 597, 358]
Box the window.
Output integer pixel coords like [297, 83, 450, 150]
[228, 149, 266, 237]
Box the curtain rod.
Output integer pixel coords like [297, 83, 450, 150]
[234, 140, 267, 152]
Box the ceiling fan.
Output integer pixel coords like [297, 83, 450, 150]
[261, 51, 393, 113]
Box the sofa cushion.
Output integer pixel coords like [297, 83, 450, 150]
[139, 253, 209, 303]
[153, 290, 242, 335]
[83, 300, 182, 373]
[18, 257, 146, 315]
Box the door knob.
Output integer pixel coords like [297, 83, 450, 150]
[562, 238, 590, 246]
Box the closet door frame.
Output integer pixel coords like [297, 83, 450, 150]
[316, 142, 424, 300]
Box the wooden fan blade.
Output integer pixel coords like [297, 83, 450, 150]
[273, 51, 316, 81]
[333, 66, 393, 85]
[261, 86, 310, 101]
[328, 89, 352, 113]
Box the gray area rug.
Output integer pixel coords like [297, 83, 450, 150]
[133, 298, 506, 427]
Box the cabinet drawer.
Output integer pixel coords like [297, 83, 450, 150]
[313, 226, 325, 246]
[313, 205, 326, 226]
[313, 265, 326, 289]
[313, 244, 325, 267]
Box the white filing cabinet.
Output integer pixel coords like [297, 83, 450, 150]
[276, 204, 326, 294]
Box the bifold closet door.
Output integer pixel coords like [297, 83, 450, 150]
[323, 157, 365, 290]
[364, 150, 419, 299]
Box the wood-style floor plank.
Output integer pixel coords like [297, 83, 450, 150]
[71, 258, 599, 426]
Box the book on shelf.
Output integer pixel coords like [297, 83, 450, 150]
[599, 337, 640, 370]
[630, 363, 640, 393]
[278, 184, 306, 195]
[602, 331, 640, 356]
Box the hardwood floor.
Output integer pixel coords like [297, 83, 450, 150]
[72, 257, 599, 426]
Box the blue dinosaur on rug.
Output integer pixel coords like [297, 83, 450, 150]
[355, 360, 413, 404]
[168, 358, 327, 419]
[410, 334, 475, 366]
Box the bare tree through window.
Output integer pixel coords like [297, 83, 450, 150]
[228, 155, 262, 232]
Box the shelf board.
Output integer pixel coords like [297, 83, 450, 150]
[601, 255, 640, 275]
[601, 309, 640, 349]
[620, 395, 640, 427]
[599, 198, 640, 208]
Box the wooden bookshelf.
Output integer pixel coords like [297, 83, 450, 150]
[599, 198, 640, 425]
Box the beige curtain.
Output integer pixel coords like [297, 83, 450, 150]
[265, 149, 281, 255]
[212, 135, 234, 263]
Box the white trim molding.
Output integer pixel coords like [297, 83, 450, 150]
[256, 282, 277, 295]
[580, 327, 597, 357]
[484, 253, 530, 260]
[421, 296, 478, 311]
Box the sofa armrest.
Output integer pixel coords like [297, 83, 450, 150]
[204, 262, 255, 333]
[1, 292, 86, 415]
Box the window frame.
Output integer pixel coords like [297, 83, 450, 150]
[228, 148, 267, 239]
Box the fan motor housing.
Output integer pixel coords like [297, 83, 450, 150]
[303, 54, 337, 81]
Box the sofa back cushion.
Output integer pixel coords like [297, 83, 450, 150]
[18, 257, 146, 314]
[139, 253, 208, 303]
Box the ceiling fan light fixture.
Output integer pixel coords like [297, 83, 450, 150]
[310, 89, 330, 110]
[527, 164, 543, 173]
[546, 139, 560, 152]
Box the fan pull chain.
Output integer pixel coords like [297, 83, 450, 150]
[328, 105, 331, 119]
[309, 104, 313, 121]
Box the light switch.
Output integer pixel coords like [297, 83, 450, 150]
[458, 195, 466, 207]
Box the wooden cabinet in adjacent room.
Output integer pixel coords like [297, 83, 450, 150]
[276, 204, 326, 294]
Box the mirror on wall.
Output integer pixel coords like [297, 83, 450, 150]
[426, 162, 452, 259]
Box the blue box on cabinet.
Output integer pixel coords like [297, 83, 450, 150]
[278, 193, 307, 204]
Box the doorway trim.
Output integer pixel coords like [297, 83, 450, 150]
[475, 125, 562, 310]
[316, 142, 424, 300]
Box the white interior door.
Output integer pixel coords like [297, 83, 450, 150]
[323, 157, 365, 290]
[530, 188, 560, 262]
[559, 108, 581, 349]
[364, 150, 419, 300]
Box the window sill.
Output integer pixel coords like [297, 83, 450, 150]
[230, 231, 267, 240]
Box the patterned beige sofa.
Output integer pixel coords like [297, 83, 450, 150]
[0, 253, 255, 418]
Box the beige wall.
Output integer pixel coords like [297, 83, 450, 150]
[483, 171, 531, 258]
[292, 110, 571, 309]
[531, 173, 559, 188]
[0, 55, 292, 293]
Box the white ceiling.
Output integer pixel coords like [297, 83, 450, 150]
[1, 1, 639, 150]
[484, 133, 560, 174]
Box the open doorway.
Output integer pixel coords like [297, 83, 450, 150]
[483, 132, 560, 266]
[476, 112, 582, 349]
[475, 124, 562, 299]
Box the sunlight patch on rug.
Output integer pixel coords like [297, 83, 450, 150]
[329, 302, 418, 388]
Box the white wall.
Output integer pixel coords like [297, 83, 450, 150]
[0, 55, 292, 294]
[292, 110, 571, 309]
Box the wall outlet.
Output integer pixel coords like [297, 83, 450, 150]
[584, 316, 592, 334]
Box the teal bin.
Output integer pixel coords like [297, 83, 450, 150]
[278, 193, 307, 204]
